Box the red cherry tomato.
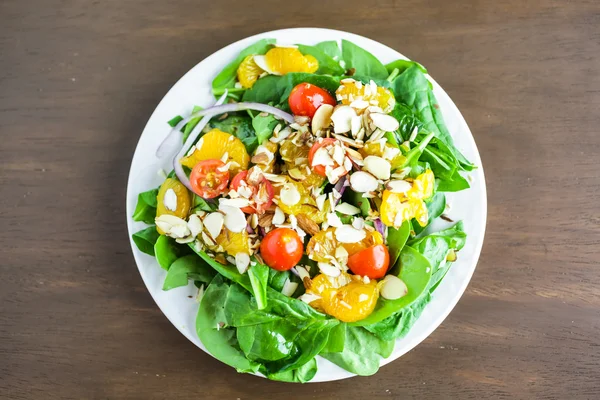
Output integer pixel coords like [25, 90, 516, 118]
[308, 138, 349, 178]
[347, 244, 390, 279]
[230, 170, 274, 214]
[189, 159, 230, 199]
[260, 228, 304, 271]
[288, 83, 336, 118]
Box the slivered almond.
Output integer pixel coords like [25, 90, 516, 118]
[386, 180, 412, 193]
[331, 106, 357, 134]
[296, 214, 320, 236]
[363, 156, 391, 180]
[311, 104, 334, 133]
[335, 225, 367, 243]
[349, 171, 379, 193]
[379, 275, 408, 300]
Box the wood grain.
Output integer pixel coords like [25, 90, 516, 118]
[1, 0, 599, 399]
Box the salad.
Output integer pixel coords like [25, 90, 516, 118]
[131, 38, 474, 382]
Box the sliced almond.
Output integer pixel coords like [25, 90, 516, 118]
[363, 156, 391, 180]
[280, 183, 301, 206]
[315, 193, 327, 211]
[318, 262, 341, 277]
[335, 245, 349, 262]
[331, 143, 346, 166]
[253, 55, 278, 75]
[331, 106, 357, 134]
[219, 197, 251, 208]
[335, 225, 366, 243]
[235, 253, 250, 274]
[187, 214, 203, 238]
[380, 275, 408, 300]
[326, 212, 343, 228]
[370, 113, 400, 132]
[163, 189, 178, 212]
[352, 217, 365, 230]
[155, 214, 189, 238]
[311, 146, 335, 167]
[262, 173, 287, 183]
[281, 279, 299, 297]
[272, 206, 285, 225]
[350, 100, 369, 111]
[203, 212, 224, 239]
[386, 179, 412, 193]
[382, 146, 401, 161]
[311, 104, 334, 133]
[349, 171, 379, 193]
[298, 292, 321, 304]
[335, 202, 361, 215]
[218, 205, 247, 233]
[325, 165, 347, 184]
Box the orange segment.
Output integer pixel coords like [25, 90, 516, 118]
[406, 169, 434, 200]
[280, 140, 326, 190]
[380, 191, 429, 228]
[336, 79, 396, 113]
[320, 279, 379, 322]
[155, 178, 191, 234]
[180, 128, 249, 175]
[237, 55, 264, 89]
[214, 229, 250, 256]
[306, 228, 384, 262]
[264, 47, 319, 75]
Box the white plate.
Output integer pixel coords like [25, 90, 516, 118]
[126, 28, 487, 382]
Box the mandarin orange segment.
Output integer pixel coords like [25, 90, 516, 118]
[342, 231, 384, 256]
[180, 128, 249, 175]
[280, 140, 326, 190]
[360, 142, 407, 170]
[336, 79, 396, 113]
[321, 280, 379, 322]
[406, 169, 434, 200]
[237, 55, 264, 89]
[214, 229, 250, 256]
[264, 47, 319, 75]
[306, 228, 338, 262]
[155, 178, 191, 234]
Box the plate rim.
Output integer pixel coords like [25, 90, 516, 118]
[125, 27, 487, 383]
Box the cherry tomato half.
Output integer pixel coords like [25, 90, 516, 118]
[308, 138, 349, 178]
[288, 83, 336, 118]
[260, 228, 304, 271]
[189, 159, 230, 199]
[230, 170, 275, 214]
[347, 244, 390, 279]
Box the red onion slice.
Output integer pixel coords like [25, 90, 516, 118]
[172, 102, 294, 193]
[156, 92, 228, 158]
[332, 175, 348, 206]
[373, 218, 386, 237]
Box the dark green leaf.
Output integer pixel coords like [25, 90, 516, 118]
[132, 226, 160, 256]
[167, 115, 183, 127]
[321, 326, 394, 376]
[385, 59, 427, 75]
[341, 40, 388, 80]
[162, 254, 216, 290]
[315, 40, 342, 62]
[267, 358, 317, 383]
[251, 113, 278, 145]
[387, 220, 411, 268]
[321, 322, 346, 353]
[192, 194, 217, 212]
[247, 260, 270, 310]
[209, 114, 258, 154]
[343, 188, 371, 218]
[154, 235, 181, 270]
[132, 188, 158, 225]
[188, 242, 253, 292]
[412, 192, 446, 235]
[297, 44, 345, 75]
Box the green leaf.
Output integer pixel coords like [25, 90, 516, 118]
[352, 246, 431, 326]
[267, 358, 317, 383]
[341, 40, 388, 80]
[209, 114, 258, 154]
[154, 235, 181, 270]
[181, 105, 203, 143]
[343, 188, 371, 218]
[196, 277, 261, 374]
[212, 38, 275, 91]
[162, 254, 216, 290]
[321, 322, 346, 353]
[385, 59, 427, 75]
[242, 73, 340, 105]
[247, 260, 270, 310]
[297, 44, 345, 75]
[387, 220, 410, 268]
[321, 326, 394, 376]
[131, 226, 160, 256]
[436, 169, 470, 192]
[191, 194, 217, 212]
[167, 115, 183, 127]
[251, 113, 278, 145]
[188, 242, 253, 292]
[315, 40, 342, 62]
[132, 188, 158, 225]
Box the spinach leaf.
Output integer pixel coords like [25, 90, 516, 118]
[412, 192, 446, 236]
[387, 220, 411, 268]
[315, 40, 342, 62]
[392, 66, 473, 171]
[132, 188, 158, 225]
[209, 114, 258, 154]
[268, 268, 291, 292]
[352, 246, 431, 326]
[131, 226, 160, 256]
[436, 169, 470, 192]
[182, 105, 203, 143]
[321, 322, 346, 353]
[196, 276, 261, 374]
[267, 358, 317, 383]
[390, 103, 423, 143]
[364, 291, 431, 341]
[191, 194, 217, 212]
[297, 44, 345, 75]
[154, 235, 181, 270]
[421, 146, 456, 181]
[162, 254, 216, 290]
[167, 115, 183, 127]
[341, 40, 388, 80]
[251, 113, 278, 145]
[243, 73, 340, 105]
[247, 260, 270, 310]
[343, 188, 371, 218]
[212, 39, 275, 91]
[321, 326, 394, 376]
[385, 59, 427, 75]
[188, 242, 253, 292]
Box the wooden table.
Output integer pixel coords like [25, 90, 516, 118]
[2, 1, 599, 398]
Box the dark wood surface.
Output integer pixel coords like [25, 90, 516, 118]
[2, 1, 599, 399]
